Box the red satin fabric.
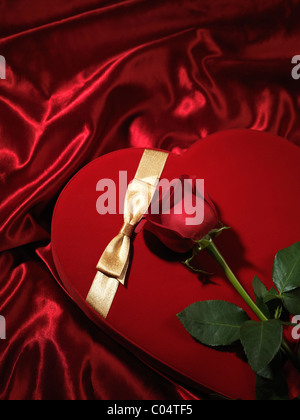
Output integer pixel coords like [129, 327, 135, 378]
[0, 0, 300, 400]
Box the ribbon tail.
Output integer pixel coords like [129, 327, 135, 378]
[86, 271, 120, 319]
[86, 254, 130, 318]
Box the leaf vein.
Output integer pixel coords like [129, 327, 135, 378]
[280, 254, 300, 293]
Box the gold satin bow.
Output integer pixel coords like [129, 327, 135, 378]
[86, 149, 169, 318]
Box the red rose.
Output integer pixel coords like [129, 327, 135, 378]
[144, 175, 219, 253]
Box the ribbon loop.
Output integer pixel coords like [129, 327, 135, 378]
[86, 149, 169, 318]
[96, 234, 130, 280]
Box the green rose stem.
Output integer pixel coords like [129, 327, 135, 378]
[206, 241, 268, 322]
[204, 241, 298, 368]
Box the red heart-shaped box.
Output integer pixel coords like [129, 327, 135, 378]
[51, 129, 300, 400]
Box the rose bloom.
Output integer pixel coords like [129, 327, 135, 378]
[144, 175, 219, 253]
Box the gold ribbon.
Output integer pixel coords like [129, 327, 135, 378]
[86, 149, 169, 318]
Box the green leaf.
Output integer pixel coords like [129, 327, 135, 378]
[240, 320, 283, 374]
[253, 275, 268, 300]
[273, 242, 300, 294]
[177, 300, 249, 347]
[252, 275, 270, 317]
[256, 352, 286, 380]
[263, 287, 280, 304]
[257, 365, 274, 380]
[280, 321, 298, 327]
[281, 288, 300, 315]
[256, 373, 289, 400]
